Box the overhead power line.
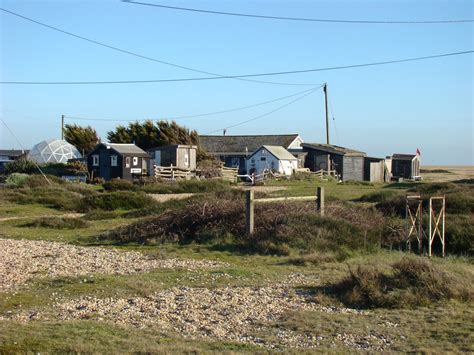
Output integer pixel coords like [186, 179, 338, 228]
[123, 0, 474, 24]
[0, 7, 316, 87]
[204, 87, 320, 135]
[65, 86, 322, 122]
[1, 50, 472, 85]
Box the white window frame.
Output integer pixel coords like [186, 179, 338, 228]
[184, 152, 189, 166]
[110, 155, 118, 167]
[92, 155, 99, 166]
[133, 157, 138, 166]
[125, 157, 130, 168]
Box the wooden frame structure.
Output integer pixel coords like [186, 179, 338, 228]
[245, 187, 324, 234]
[405, 195, 423, 252]
[428, 196, 446, 257]
[405, 194, 446, 257]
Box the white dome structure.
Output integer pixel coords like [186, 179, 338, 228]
[28, 139, 82, 164]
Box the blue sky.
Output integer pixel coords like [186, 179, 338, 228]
[0, 0, 472, 165]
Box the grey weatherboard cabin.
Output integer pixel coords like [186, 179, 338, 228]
[302, 143, 366, 181]
[87, 143, 149, 181]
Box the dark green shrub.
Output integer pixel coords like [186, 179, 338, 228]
[23, 216, 89, 229]
[357, 190, 400, 203]
[103, 179, 135, 191]
[79, 191, 156, 212]
[3, 159, 37, 174]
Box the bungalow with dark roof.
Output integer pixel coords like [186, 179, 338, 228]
[87, 143, 149, 181]
[302, 143, 366, 181]
[199, 134, 303, 174]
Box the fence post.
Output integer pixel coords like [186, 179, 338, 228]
[246, 190, 254, 234]
[317, 187, 325, 215]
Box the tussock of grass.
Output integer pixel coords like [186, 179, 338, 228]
[82, 210, 120, 220]
[330, 257, 473, 308]
[78, 191, 156, 212]
[23, 216, 90, 229]
[139, 179, 232, 194]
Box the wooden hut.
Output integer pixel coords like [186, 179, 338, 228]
[87, 143, 149, 181]
[302, 143, 366, 181]
[364, 157, 390, 182]
[148, 145, 197, 172]
[391, 154, 421, 180]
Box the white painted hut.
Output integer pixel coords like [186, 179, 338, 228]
[246, 145, 298, 176]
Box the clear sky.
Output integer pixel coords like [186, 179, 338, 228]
[0, 0, 473, 165]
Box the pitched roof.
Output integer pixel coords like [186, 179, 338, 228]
[199, 134, 300, 154]
[302, 143, 366, 156]
[392, 153, 417, 161]
[250, 145, 297, 161]
[0, 149, 28, 157]
[100, 143, 149, 157]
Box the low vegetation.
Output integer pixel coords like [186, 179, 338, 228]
[328, 257, 473, 308]
[23, 216, 90, 229]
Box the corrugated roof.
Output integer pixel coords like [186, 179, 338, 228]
[199, 134, 300, 154]
[302, 143, 366, 156]
[251, 145, 298, 161]
[104, 143, 149, 157]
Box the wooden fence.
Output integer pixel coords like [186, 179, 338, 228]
[154, 165, 192, 180]
[245, 187, 325, 234]
[221, 166, 238, 182]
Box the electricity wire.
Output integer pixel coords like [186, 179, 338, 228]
[124, 0, 474, 24]
[1, 50, 472, 85]
[203, 86, 320, 135]
[0, 7, 317, 87]
[64, 86, 321, 122]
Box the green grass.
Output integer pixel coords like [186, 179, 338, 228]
[1, 178, 473, 352]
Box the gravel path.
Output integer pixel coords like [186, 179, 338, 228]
[0, 238, 227, 292]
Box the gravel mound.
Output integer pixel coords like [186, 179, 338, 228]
[29, 285, 376, 349]
[0, 238, 227, 292]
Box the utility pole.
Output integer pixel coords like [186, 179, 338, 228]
[61, 114, 65, 140]
[323, 83, 330, 145]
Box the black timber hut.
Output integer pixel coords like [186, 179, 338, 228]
[391, 154, 421, 180]
[199, 134, 304, 174]
[87, 143, 149, 181]
[302, 143, 366, 181]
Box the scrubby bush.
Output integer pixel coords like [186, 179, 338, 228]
[357, 190, 400, 203]
[5, 173, 29, 187]
[3, 159, 37, 175]
[103, 179, 135, 191]
[101, 197, 385, 256]
[79, 191, 156, 212]
[23, 216, 89, 229]
[329, 257, 472, 308]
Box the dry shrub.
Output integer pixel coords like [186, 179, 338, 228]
[101, 197, 385, 256]
[331, 257, 473, 308]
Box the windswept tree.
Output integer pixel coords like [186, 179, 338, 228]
[107, 120, 209, 159]
[64, 124, 100, 155]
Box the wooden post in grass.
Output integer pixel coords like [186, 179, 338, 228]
[317, 187, 325, 215]
[246, 190, 254, 234]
